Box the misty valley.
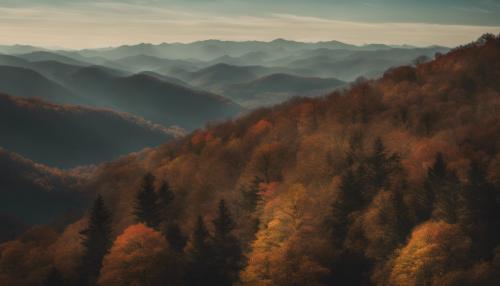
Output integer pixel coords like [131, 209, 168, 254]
[1, 2, 500, 286]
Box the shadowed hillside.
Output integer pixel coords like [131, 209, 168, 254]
[0, 93, 179, 168]
[0, 65, 85, 104]
[0, 148, 86, 226]
[0, 59, 242, 131]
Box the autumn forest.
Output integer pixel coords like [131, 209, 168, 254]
[0, 33, 499, 286]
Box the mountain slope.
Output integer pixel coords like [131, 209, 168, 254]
[67, 70, 242, 130]
[0, 62, 241, 131]
[1, 36, 498, 286]
[0, 148, 85, 225]
[16, 51, 89, 66]
[220, 73, 346, 107]
[0, 65, 85, 104]
[0, 93, 178, 168]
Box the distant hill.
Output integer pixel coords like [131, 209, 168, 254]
[0, 147, 85, 225]
[67, 70, 242, 130]
[0, 44, 45, 55]
[114, 54, 201, 73]
[182, 63, 261, 89]
[0, 65, 85, 104]
[0, 93, 178, 168]
[76, 39, 391, 60]
[220, 73, 346, 107]
[15, 51, 89, 66]
[0, 59, 242, 131]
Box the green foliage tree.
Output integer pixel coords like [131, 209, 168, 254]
[78, 195, 112, 286]
[134, 173, 161, 229]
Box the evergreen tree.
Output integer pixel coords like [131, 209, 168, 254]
[158, 180, 175, 216]
[241, 176, 262, 213]
[389, 187, 411, 243]
[416, 153, 446, 222]
[330, 169, 364, 246]
[134, 173, 161, 229]
[420, 153, 460, 223]
[212, 200, 244, 286]
[458, 161, 500, 259]
[44, 266, 64, 286]
[187, 216, 214, 286]
[367, 138, 400, 190]
[166, 221, 187, 252]
[78, 195, 112, 286]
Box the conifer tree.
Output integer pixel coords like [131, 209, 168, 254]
[416, 153, 445, 222]
[330, 169, 364, 245]
[421, 153, 460, 223]
[390, 187, 411, 242]
[241, 176, 262, 213]
[78, 195, 112, 286]
[134, 173, 161, 229]
[459, 161, 500, 259]
[44, 266, 64, 286]
[166, 221, 187, 252]
[158, 180, 175, 217]
[187, 216, 214, 286]
[212, 200, 243, 286]
[367, 138, 400, 190]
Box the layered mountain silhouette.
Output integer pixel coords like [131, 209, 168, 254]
[1, 35, 499, 286]
[220, 73, 345, 107]
[0, 93, 179, 168]
[0, 58, 242, 130]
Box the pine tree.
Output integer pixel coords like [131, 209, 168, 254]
[134, 173, 161, 229]
[330, 169, 364, 246]
[212, 200, 244, 286]
[241, 176, 262, 213]
[390, 187, 411, 242]
[416, 153, 446, 222]
[44, 266, 64, 286]
[367, 138, 400, 190]
[166, 221, 187, 252]
[78, 195, 112, 286]
[158, 180, 175, 217]
[458, 161, 500, 259]
[187, 216, 214, 286]
[420, 153, 460, 223]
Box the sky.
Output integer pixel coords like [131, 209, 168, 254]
[1, 0, 500, 49]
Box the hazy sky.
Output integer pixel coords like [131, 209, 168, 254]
[1, 0, 500, 49]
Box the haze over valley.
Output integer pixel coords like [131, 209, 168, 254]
[1, 1, 500, 286]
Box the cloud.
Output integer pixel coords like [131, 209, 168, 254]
[0, 3, 499, 48]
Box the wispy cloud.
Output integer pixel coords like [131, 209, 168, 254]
[0, 3, 499, 48]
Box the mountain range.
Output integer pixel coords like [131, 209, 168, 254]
[0, 35, 498, 286]
[0, 93, 179, 168]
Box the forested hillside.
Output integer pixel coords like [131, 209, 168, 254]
[0, 93, 178, 168]
[1, 35, 499, 286]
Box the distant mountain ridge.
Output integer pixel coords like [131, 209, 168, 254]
[0, 93, 180, 168]
[0, 55, 242, 130]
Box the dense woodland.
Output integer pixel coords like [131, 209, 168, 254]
[1, 34, 500, 286]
